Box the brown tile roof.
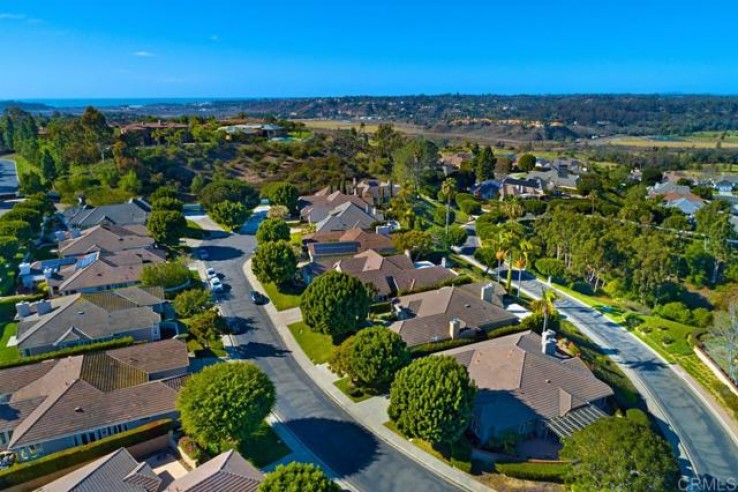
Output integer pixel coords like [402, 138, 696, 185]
[57, 249, 165, 293]
[166, 450, 263, 492]
[0, 341, 188, 449]
[59, 225, 155, 258]
[321, 250, 455, 298]
[107, 339, 189, 375]
[304, 229, 395, 259]
[299, 190, 371, 223]
[439, 331, 613, 419]
[390, 283, 517, 346]
[39, 447, 161, 492]
[16, 290, 162, 352]
[660, 191, 705, 204]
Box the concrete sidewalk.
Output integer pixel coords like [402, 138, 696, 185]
[243, 259, 492, 492]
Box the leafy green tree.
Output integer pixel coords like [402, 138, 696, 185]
[15, 193, 54, 216]
[148, 210, 187, 247]
[392, 230, 433, 261]
[0, 236, 19, 260]
[141, 261, 190, 288]
[430, 225, 468, 251]
[151, 196, 184, 213]
[440, 177, 456, 232]
[561, 417, 678, 491]
[695, 200, 733, 283]
[301, 271, 371, 338]
[190, 175, 207, 195]
[20, 171, 45, 195]
[336, 327, 410, 388]
[209, 200, 250, 231]
[263, 182, 299, 213]
[199, 179, 259, 211]
[474, 145, 496, 182]
[173, 289, 214, 318]
[259, 462, 340, 492]
[252, 240, 297, 286]
[256, 218, 290, 243]
[40, 149, 57, 183]
[188, 309, 227, 344]
[149, 186, 179, 202]
[388, 356, 476, 445]
[119, 170, 141, 193]
[0, 220, 32, 242]
[393, 138, 438, 191]
[433, 206, 455, 226]
[177, 362, 275, 452]
[1, 208, 42, 233]
[517, 153, 536, 172]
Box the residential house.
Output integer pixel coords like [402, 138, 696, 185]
[302, 228, 395, 261]
[216, 123, 285, 140]
[305, 249, 455, 300]
[647, 181, 691, 198]
[12, 286, 167, 357]
[526, 161, 580, 192]
[499, 177, 546, 200]
[166, 449, 263, 492]
[119, 121, 190, 146]
[38, 447, 162, 492]
[438, 330, 613, 443]
[350, 178, 400, 206]
[660, 191, 705, 217]
[39, 447, 262, 492]
[58, 224, 155, 257]
[299, 188, 372, 224]
[471, 180, 501, 200]
[715, 180, 735, 196]
[0, 339, 189, 461]
[62, 199, 151, 230]
[313, 201, 384, 233]
[21, 248, 166, 296]
[390, 282, 517, 347]
[439, 151, 472, 169]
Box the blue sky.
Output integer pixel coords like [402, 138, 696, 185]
[2, 0, 738, 98]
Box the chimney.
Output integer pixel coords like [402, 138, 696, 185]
[441, 257, 447, 268]
[353, 176, 358, 195]
[449, 318, 461, 339]
[15, 301, 31, 318]
[371, 206, 377, 216]
[36, 300, 52, 316]
[480, 283, 495, 303]
[18, 262, 31, 276]
[404, 249, 412, 259]
[365, 203, 371, 214]
[541, 329, 557, 356]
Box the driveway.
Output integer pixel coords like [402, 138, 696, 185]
[508, 268, 738, 487]
[0, 159, 19, 199]
[199, 229, 456, 491]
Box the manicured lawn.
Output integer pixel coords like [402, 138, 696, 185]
[287, 321, 335, 364]
[238, 421, 291, 468]
[383, 421, 473, 473]
[0, 298, 23, 364]
[632, 315, 694, 360]
[289, 231, 302, 247]
[6, 154, 35, 186]
[262, 282, 304, 311]
[334, 377, 375, 403]
[183, 220, 205, 239]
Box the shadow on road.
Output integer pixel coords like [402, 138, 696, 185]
[623, 358, 668, 372]
[206, 245, 245, 261]
[282, 417, 379, 478]
[232, 341, 291, 360]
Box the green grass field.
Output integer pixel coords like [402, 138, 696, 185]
[287, 321, 335, 364]
[0, 298, 23, 364]
[262, 282, 304, 311]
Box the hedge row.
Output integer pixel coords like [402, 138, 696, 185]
[0, 419, 173, 488]
[495, 461, 571, 483]
[0, 337, 136, 369]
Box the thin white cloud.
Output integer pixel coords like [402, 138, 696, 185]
[132, 50, 155, 57]
[0, 13, 26, 20]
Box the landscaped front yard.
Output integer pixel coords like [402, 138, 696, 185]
[287, 321, 335, 364]
[263, 282, 304, 311]
[0, 297, 23, 364]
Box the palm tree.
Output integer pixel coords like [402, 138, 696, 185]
[441, 177, 457, 233]
[495, 248, 506, 283]
[502, 198, 524, 221]
[532, 288, 557, 332]
[514, 239, 533, 296]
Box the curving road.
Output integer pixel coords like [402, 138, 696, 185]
[197, 218, 456, 492]
[509, 269, 738, 488]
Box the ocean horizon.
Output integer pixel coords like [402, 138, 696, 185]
[9, 97, 257, 108]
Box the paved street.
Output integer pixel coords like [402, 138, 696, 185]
[196, 217, 456, 492]
[499, 264, 738, 487]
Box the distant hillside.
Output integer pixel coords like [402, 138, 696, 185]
[0, 100, 54, 112]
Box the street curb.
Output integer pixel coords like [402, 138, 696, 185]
[242, 259, 493, 492]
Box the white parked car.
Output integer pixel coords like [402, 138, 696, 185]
[206, 268, 217, 279]
[209, 277, 224, 292]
